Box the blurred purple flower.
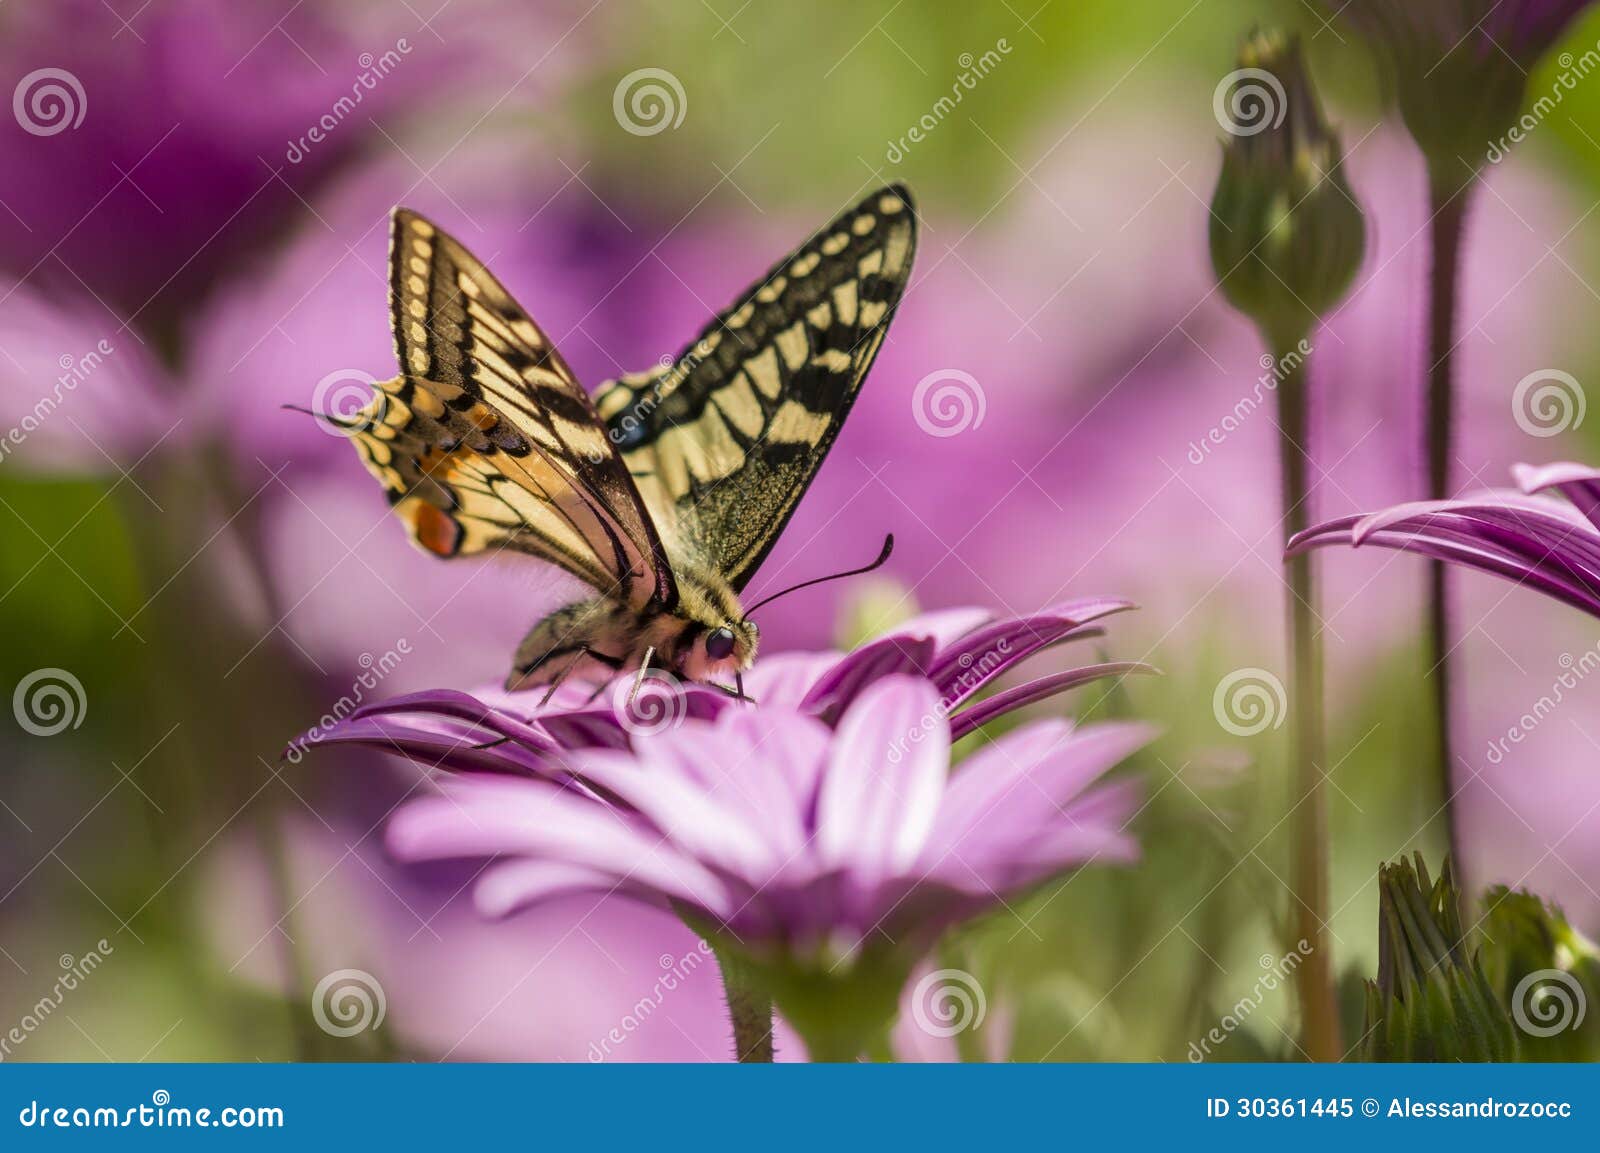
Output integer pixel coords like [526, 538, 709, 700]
[294, 598, 1154, 772]
[1328, 1, 1593, 61]
[0, 0, 591, 338]
[1494, 1, 1599, 52]
[1288, 461, 1600, 619]
[0, 280, 173, 471]
[0, 1, 427, 331]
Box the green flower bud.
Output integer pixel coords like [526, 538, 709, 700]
[1362, 854, 1518, 1062]
[1479, 885, 1599, 1060]
[1209, 29, 1367, 351]
[834, 577, 919, 650]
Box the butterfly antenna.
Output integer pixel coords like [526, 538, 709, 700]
[281, 402, 361, 430]
[742, 533, 894, 618]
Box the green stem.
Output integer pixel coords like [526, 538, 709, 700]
[863, 1030, 895, 1062]
[716, 950, 774, 1062]
[256, 805, 324, 1062]
[1424, 173, 1470, 886]
[1276, 343, 1340, 1062]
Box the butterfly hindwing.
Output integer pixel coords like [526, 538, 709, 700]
[595, 184, 917, 590]
[350, 209, 678, 611]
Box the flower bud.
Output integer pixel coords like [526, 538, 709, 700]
[1479, 885, 1599, 1060]
[1362, 854, 1518, 1061]
[1323, 1, 1594, 187]
[1209, 30, 1366, 351]
[834, 577, 918, 650]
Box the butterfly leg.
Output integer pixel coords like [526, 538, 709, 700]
[705, 679, 759, 705]
[537, 650, 587, 708]
[628, 646, 656, 708]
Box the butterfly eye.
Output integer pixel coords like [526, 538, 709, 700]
[705, 627, 737, 661]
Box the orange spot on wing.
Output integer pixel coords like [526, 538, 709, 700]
[407, 502, 462, 557]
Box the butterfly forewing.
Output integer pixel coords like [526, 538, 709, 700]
[594, 184, 917, 590]
[336, 186, 916, 689]
[352, 209, 678, 611]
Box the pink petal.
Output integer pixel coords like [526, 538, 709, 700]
[816, 676, 949, 881]
[474, 859, 641, 918]
[386, 784, 732, 916]
[929, 722, 1154, 862]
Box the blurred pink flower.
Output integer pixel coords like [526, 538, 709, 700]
[0, 280, 173, 471]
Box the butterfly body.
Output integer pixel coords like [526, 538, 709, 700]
[506, 562, 757, 691]
[337, 186, 916, 692]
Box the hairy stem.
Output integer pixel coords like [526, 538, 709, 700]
[1425, 176, 1470, 885]
[1277, 346, 1340, 1062]
[717, 950, 774, 1062]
